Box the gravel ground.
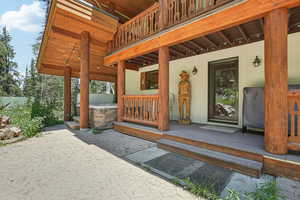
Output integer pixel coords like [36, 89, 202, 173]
[0, 126, 199, 200]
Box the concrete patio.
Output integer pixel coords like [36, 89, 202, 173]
[0, 126, 198, 200]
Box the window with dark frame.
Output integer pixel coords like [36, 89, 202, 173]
[140, 70, 159, 90]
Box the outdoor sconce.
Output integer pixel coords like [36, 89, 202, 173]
[192, 66, 198, 75]
[253, 56, 261, 67]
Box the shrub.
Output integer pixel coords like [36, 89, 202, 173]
[31, 100, 62, 127]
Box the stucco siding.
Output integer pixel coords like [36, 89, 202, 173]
[125, 32, 300, 127]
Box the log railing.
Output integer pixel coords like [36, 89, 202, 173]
[110, 3, 160, 51]
[288, 90, 300, 143]
[166, 0, 233, 28]
[109, 0, 234, 51]
[123, 95, 160, 127]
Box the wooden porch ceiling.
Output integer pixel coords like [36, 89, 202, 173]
[127, 6, 300, 67]
[85, 0, 157, 23]
[37, 0, 120, 82]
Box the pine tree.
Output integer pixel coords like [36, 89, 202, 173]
[0, 27, 22, 96]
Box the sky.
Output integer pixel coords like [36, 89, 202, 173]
[0, 0, 46, 77]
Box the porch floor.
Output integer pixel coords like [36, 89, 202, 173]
[115, 121, 300, 164]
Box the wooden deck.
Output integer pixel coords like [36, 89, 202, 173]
[114, 121, 300, 180]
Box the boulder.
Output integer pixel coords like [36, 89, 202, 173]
[0, 126, 22, 140]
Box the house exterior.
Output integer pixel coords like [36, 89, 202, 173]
[37, 0, 300, 180]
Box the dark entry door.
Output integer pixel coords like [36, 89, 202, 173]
[208, 57, 239, 124]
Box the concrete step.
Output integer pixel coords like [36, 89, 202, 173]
[158, 139, 263, 178]
[73, 116, 80, 123]
[288, 142, 300, 152]
[65, 121, 80, 130]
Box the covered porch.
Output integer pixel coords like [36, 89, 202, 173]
[113, 4, 300, 157]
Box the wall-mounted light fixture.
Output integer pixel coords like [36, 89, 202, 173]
[192, 66, 198, 75]
[253, 56, 261, 67]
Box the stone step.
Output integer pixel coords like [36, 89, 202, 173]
[288, 142, 300, 152]
[158, 139, 263, 178]
[73, 116, 80, 123]
[65, 121, 80, 130]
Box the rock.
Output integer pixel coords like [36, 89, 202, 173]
[0, 126, 22, 140]
[0, 115, 10, 128]
[9, 127, 22, 137]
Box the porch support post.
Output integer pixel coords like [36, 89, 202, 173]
[264, 8, 288, 155]
[80, 31, 90, 129]
[158, 46, 169, 131]
[64, 67, 72, 121]
[117, 60, 125, 122]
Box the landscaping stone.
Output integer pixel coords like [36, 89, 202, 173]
[125, 147, 169, 163]
[220, 173, 274, 199]
[0, 126, 22, 140]
[277, 177, 300, 200]
[187, 164, 233, 194]
[144, 152, 199, 177]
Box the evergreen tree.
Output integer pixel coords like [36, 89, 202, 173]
[0, 27, 22, 96]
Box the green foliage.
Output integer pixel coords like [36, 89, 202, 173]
[245, 180, 284, 200]
[182, 178, 221, 200]
[0, 27, 22, 96]
[0, 104, 43, 138]
[224, 189, 241, 200]
[31, 100, 63, 127]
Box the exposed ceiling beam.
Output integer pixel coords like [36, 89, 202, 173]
[187, 40, 205, 51]
[218, 31, 233, 46]
[170, 47, 186, 57]
[42, 63, 117, 77]
[237, 25, 250, 41]
[86, 0, 134, 19]
[177, 43, 198, 55]
[132, 57, 150, 65]
[146, 53, 158, 60]
[202, 36, 218, 49]
[125, 62, 139, 71]
[52, 26, 107, 46]
[140, 55, 157, 63]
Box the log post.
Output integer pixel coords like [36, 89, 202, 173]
[158, 46, 169, 131]
[117, 60, 125, 122]
[264, 8, 288, 155]
[64, 67, 72, 121]
[80, 31, 90, 129]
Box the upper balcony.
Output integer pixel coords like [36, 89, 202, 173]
[108, 0, 235, 52]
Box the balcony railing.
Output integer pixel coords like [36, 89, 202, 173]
[109, 0, 234, 52]
[123, 95, 160, 127]
[288, 90, 300, 143]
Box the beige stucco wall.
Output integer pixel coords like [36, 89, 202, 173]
[125, 32, 300, 128]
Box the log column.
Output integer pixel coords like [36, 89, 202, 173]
[264, 8, 288, 155]
[117, 60, 125, 122]
[158, 46, 170, 131]
[64, 67, 72, 121]
[80, 31, 90, 129]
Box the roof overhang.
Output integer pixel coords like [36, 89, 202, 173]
[37, 0, 119, 82]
